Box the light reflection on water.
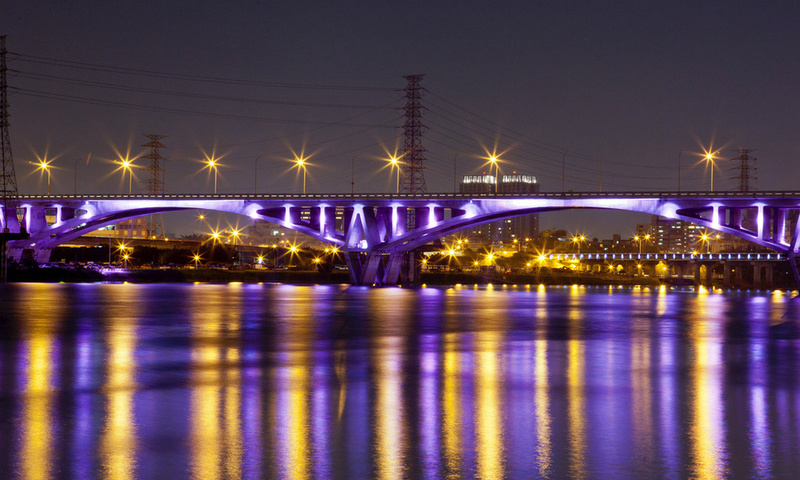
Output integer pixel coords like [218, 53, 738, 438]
[1, 283, 800, 478]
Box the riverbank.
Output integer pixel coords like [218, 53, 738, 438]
[8, 267, 679, 286]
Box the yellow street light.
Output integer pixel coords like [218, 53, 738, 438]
[209, 229, 222, 244]
[35, 157, 53, 195]
[294, 155, 309, 194]
[228, 227, 242, 245]
[192, 253, 202, 269]
[389, 156, 401, 194]
[571, 235, 586, 253]
[699, 146, 721, 192]
[489, 155, 499, 192]
[204, 156, 221, 194]
[699, 232, 712, 253]
[118, 156, 135, 194]
[634, 233, 651, 254]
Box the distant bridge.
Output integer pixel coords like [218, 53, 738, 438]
[3, 191, 800, 285]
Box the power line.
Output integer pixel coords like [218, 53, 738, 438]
[14, 87, 398, 127]
[15, 71, 393, 109]
[12, 52, 398, 92]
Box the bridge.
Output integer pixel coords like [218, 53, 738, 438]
[3, 191, 800, 285]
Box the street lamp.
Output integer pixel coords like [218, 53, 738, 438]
[205, 156, 220, 194]
[634, 234, 651, 254]
[705, 153, 714, 192]
[228, 227, 242, 246]
[699, 232, 711, 253]
[35, 158, 52, 195]
[389, 156, 400, 194]
[118, 156, 135, 194]
[294, 155, 308, 194]
[193, 253, 202, 269]
[489, 155, 499, 193]
[701, 148, 719, 192]
[571, 235, 586, 253]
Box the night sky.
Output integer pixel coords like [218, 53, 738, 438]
[4, 1, 800, 238]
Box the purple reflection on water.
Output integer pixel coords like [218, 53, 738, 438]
[0, 284, 799, 478]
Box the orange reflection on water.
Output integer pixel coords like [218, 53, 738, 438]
[442, 332, 463, 477]
[472, 289, 507, 480]
[567, 287, 586, 479]
[534, 288, 551, 477]
[475, 331, 504, 480]
[687, 290, 727, 479]
[374, 336, 406, 480]
[189, 285, 244, 480]
[18, 285, 65, 480]
[274, 286, 314, 480]
[101, 307, 137, 480]
[631, 301, 653, 466]
[535, 337, 551, 477]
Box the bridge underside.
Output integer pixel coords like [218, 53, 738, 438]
[3, 193, 800, 286]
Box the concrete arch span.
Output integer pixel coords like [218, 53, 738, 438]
[5, 193, 800, 284]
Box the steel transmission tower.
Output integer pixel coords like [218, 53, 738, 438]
[398, 74, 427, 194]
[142, 134, 167, 238]
[729, 148, 757, 192]
[0, 36, 20, 232]
[0, 36, 27, 282]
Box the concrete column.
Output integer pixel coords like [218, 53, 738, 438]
[694, 262, 701, 286]
[753, 263, 762, 289]
[704, 263, 714, 287]
[33, 248, 52, 264]
[735, 265, 744, 288]
[723, 262, 732, 288]
[765, 264, 774, 289]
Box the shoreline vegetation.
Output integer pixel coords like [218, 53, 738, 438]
[2, 267, 770, 288]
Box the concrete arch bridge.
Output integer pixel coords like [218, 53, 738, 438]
[3, 191, 800, 286]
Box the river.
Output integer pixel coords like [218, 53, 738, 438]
[0, 283, 798, 478]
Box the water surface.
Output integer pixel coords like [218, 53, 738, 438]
[0, 283, 799, 479]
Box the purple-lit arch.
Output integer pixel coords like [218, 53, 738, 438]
[5, 192, 800, 284]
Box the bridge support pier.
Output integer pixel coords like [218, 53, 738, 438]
[345, 250, 420, 286]
[723, 262, 732, 289]
[752, 263, 775, 290]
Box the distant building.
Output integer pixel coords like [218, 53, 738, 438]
[457, 173, 539, 245]
[83, 217, 149, 239]
[650, 216, 704, 253]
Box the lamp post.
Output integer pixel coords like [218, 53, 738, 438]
[562, 150, 568, 193]
[634, 234, 650, 254]
[351, 155, 358, 194]
[489, 155, 499, 193]
[700, 232, 711, 253]
[389, 156, 400, 194]
[36, 159, 51, 195]
[453, 153, 460, 193]
[572, 235, 586, 254]
[206, 157, 219, 194]
[677, 150, 684, 192]
[118, 157, 134, 194]
[703, 150, 717, 192]
[74, 157, 80, 195]
[296, 156, 308, 194]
